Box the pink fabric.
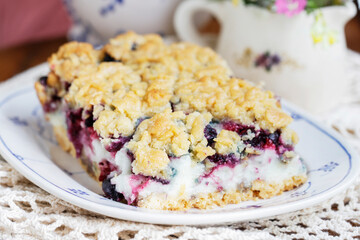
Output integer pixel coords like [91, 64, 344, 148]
[0, 0, 71, 49]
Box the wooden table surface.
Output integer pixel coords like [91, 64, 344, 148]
[0, 16, 360, 83]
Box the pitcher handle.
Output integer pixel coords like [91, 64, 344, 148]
[174, 0, 224, 47]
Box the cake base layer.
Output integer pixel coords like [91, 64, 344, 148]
[137, 175, 306, 210]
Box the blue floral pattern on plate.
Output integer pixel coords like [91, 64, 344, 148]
[68, 188, 90, 196]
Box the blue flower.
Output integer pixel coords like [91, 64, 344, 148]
[100, 0, 124, 16]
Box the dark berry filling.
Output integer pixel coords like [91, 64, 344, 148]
[119, 174, 169, 204]
[84, 115, 94, 127]
[98, 159, 118, 181]
[147, 175, 170, 185]
[102, 166, 170, 205]
[102, 178, 126, 202]
[135, 117, 149, 128]
[83, 108, 95, 127]
[66, 108, 83, 157]
[64, 106, 133, 182]
[204, 125, 217, 146]
[170, 102, 176, 112]
[248, 130, 271, 148]
[43, 95, 61, 113]
[39, 76, 48, 86]
[127, 150, 135, 162]
[64, 81, 71, 91]
[105, 136, 131, 153]
[131, 42, 138, 51]
[208, 153, 240, 166]
[133, 174, 171, 186]
[38, 76, 62, 113]
[223, 121, 255, 135]
[102, 53, 121, 62]
[65, 108, 99, 158]
[222, 121, 293, 155]
[268, 130, 280, 143]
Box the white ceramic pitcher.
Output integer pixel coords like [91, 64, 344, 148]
[174, 0, 357, 113]
[63, 0, 183, 45]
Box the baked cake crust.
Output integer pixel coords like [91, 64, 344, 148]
[35, 32, 307, 210]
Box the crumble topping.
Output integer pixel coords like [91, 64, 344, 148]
[185, 111, 215, 161]
[128, 110, 215, 177]
[48, 41, 101, 82]
[46, 32, 296, 175]
[49, 32, 292, 135]
[214, 130, 243, 155]
[94, 110, 134, 138]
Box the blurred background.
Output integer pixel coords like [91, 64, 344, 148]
[0, 0, 359, 83]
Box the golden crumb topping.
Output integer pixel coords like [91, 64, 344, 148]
[127, 110, 215, 177]
[185, 111, 215, 161]
[174, 77, 292, 131]
[47, 32, 296, 172]
[214, 130, 242, 155]
[50, 32, 291, 136]
[48, 42, 101, 82]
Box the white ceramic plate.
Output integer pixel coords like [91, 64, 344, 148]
[0, 64, 359, 225]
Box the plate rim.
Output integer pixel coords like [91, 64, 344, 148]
[0, 65, 359, 225]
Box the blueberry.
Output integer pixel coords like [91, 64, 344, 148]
[204, 125, 217, 146]
[131, 42, 138, 51]
[248, 131, 268, 148]
[102, 178, 124, 202]
[64, 81, 71, 91]
[84, 115, 94, 127]
[208, 153, 239, 165]
[65, 109, 83, 157]
[39, 76, 48, 86]
[268, 130, 280, 145]
[102, 53, 121, 62]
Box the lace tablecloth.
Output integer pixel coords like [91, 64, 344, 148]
[1, 51, 360, 240]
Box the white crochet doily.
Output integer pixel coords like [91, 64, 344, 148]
[1, 51, 360, 240]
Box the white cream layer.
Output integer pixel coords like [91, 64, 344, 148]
[110, 147, 306, 203]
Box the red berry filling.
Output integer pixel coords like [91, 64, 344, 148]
[105, 137, 131, 153]
[222, 121, 293, 155]
[98, 159, 118, 181]
[65, 108, 99, 157]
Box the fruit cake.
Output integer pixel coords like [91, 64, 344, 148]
[34, 32, 307, 210]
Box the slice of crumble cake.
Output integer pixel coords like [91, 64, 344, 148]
[34, 32, 307, 210]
